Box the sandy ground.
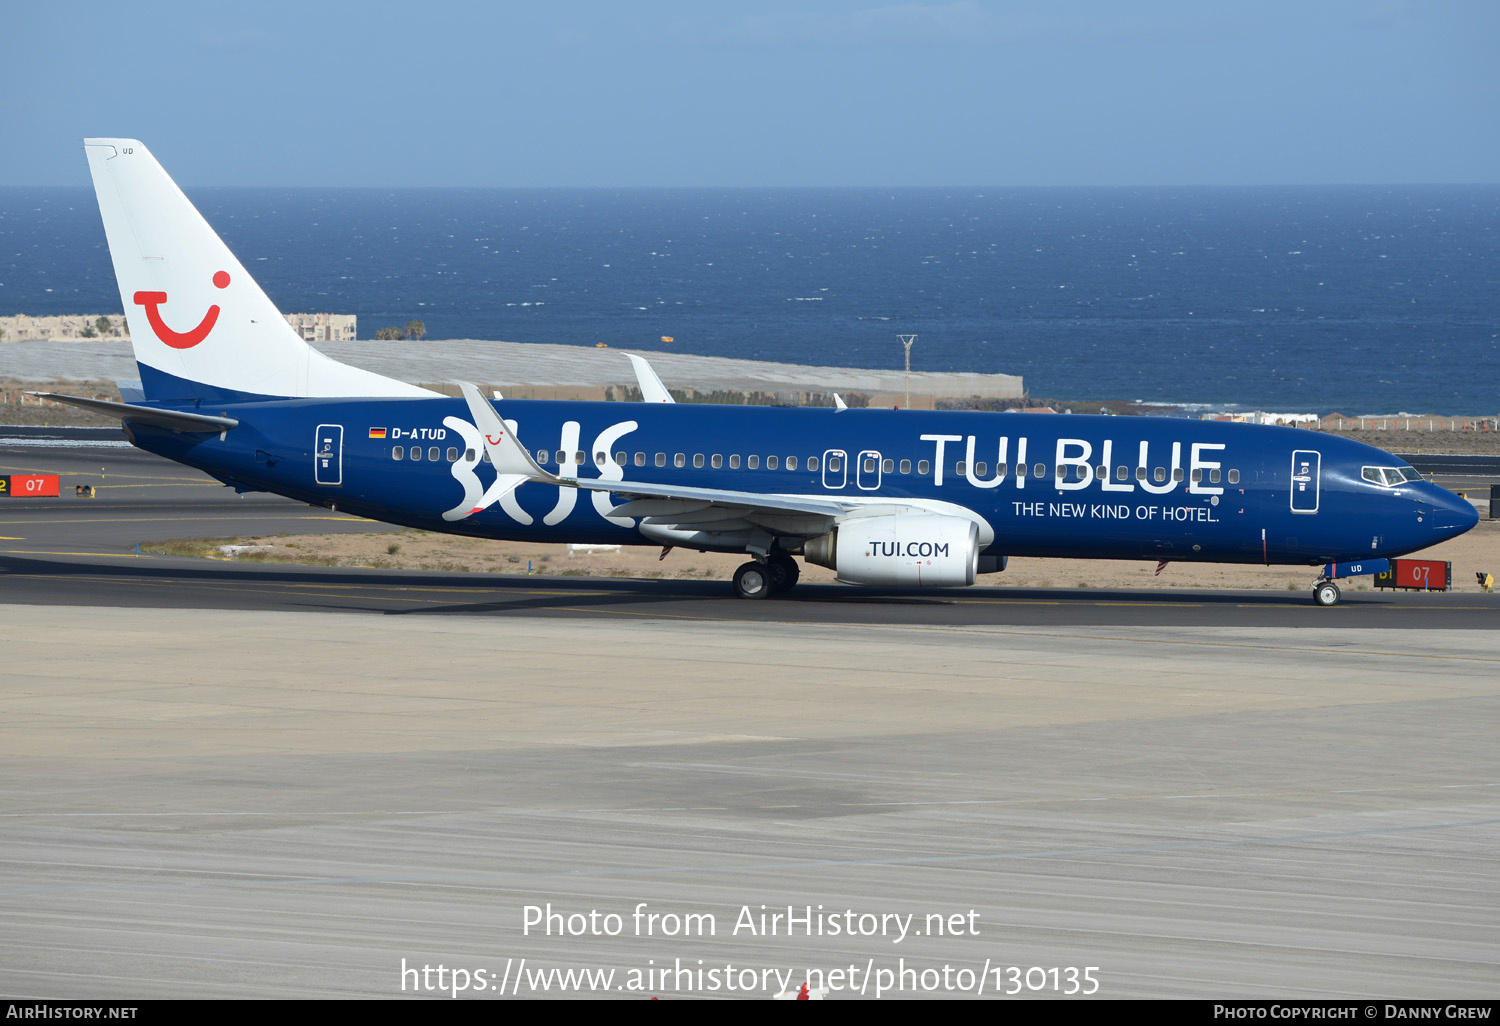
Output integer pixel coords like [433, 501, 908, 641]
[157, 515, 1500, 596]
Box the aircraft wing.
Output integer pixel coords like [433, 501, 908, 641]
[577, 478, 855, 519]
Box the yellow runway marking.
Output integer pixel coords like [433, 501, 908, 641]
[75, 482, 223, 489]
[0, 465, 213, 485]
[1, 572, 611, 605]
[951, 598, 1064, 606]
[0, 551, 147, 558]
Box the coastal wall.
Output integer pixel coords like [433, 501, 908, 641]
[0, 313, 354, 344]
[0, 337, 1026, 406]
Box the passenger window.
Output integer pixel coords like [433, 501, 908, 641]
[1095, 465, 1106, 480]
[1210, 468, 1221, 483]
[411, 446, 422, 461]
[1034, 463, 1045, 479]
[429, 447, 441, 462]
[575, 451, 584, 465]
[392, 446, 403, 461]
[655, 453, 666, 467]
[446, 447, 458, 462]
[917, 459, 930, 475]
[975, 462, 987, 477]
[536, 449, 547, 463]
[807, 456, 818, 472]
[828, 456, 841, 473]
[1016, 464, 1027, 478]
[730, 455, 741, 469]
[1173, 468, 1184, 482]
[595, 451, 607, 465]
[786, 456, 797, 471]
[767, 455, 779, 470]
[555, 450, 566, 465]
[464, 448, 475, 462]
[1116, 466, 1128, 481]
[900, 459, 911, 474]
[674, 454, 686, 468]
[614, 451, 625, 466]
[1228, 469, 1240, 484]
[635, 452, 646, 467]
[748, 455, 760, 469]
[1191, 468, 1202, 482]
[693, 454, 704, 468]
[882, 458, 893, 473]
[482, 451, 491, 463]
[1153, 467, 1166, 483]
[711, 454, 723, 469]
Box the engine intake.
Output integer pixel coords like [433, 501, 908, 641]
[804, 514, 979, 588]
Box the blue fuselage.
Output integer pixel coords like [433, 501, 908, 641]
[127, 397, 1476, 567]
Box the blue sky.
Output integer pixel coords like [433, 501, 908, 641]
[2, 0, 1495, 187]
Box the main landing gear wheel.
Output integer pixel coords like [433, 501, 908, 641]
[1312, 580, 1341, 607]
[766, 553, 800, 594]
[733, 561, 772, 599]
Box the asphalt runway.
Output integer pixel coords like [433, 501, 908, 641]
[1, 435, 1497, 1000]
[4, 436, 1500, 628]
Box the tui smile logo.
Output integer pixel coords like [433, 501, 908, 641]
[133, 270, 230, 349]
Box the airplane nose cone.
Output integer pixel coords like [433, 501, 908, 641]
[1424, 487, 1479, 536]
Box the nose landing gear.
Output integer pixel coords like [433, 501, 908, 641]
[1312, 579, 1341, 607]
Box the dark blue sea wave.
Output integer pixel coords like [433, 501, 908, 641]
[2, 185, 1496, 412]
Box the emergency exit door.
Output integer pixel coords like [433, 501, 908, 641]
[1290, 449, 1319, 514]
[315, 424, 343, 486]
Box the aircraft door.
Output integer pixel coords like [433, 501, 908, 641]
[822, 449, 847, 490]
[856, 449, 882, 490]
[1290, 449, 1319, 513]
[315, 424, 343, 486]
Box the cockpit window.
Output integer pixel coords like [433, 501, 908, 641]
[1362, 466, 1417, 487]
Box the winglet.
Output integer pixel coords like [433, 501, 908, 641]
[832, 393, 848, 411]
[625, 353, 674, 403]
[456, 381, 560, 484]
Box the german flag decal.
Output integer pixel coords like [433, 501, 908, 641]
[368, 427, 387, 439]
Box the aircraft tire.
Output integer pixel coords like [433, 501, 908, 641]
[733, 561, 772, 599]
[766, 554, 800, 594]
[1313, 581, 1341, 607]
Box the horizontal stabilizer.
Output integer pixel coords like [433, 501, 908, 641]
[28, 392, 238, 432]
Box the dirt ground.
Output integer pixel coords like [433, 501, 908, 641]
[152, 516, 1500, 597]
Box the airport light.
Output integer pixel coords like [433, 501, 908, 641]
[898, 335, 917, 409]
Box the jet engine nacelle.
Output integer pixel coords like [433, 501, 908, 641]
[804, 514, 979, 588]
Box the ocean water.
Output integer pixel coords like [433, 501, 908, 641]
[2, 185, 1497, 413]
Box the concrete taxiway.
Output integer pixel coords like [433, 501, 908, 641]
[0, 436, 1497, 999]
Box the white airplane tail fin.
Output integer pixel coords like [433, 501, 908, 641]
[83, 139, 437, 402]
